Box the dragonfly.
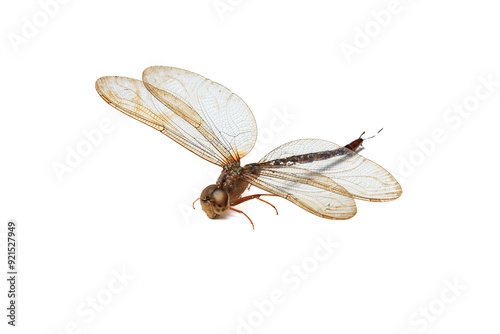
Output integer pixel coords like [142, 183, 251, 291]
[95, 66, 402, 229]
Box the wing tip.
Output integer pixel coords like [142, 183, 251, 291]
[95, 78, 111, 104]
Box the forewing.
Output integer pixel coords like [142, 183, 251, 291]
[241, 165, 357, 219]
[95, 76, 229, 166]
[259, 139, 402, 201]
[142, 66, 257, 162]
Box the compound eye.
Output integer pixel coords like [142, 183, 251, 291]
[211, 188, 229, 207]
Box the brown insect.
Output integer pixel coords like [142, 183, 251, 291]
[96, 66, 402, 229]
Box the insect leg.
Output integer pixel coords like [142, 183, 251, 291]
[231, 194, 279, 215]
[229, 207, 255, 230]
[192, 197, 199, 209]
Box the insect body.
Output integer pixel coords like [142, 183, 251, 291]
[96, 66, 402, 229]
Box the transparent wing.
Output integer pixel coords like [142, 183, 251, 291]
[142, 66, 257, 162]
[95, 73, 253, 166]
[241, 165, 357, 219]
[96, 76, 226, 165]
[258, 139, 402, 201]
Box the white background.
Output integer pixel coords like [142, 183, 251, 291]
[1, 0, 499, 333]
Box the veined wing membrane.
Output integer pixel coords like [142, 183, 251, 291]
[258, 139, 402, 201]
[241, 165, 357, 219]
[95, 76, 230, 166]
[142, 66, 257, 162]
